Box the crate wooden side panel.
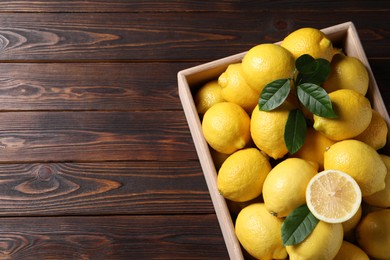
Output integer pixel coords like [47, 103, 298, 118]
[178, 72, 244, 259]
[337, 23, 390, 152]
[178, 21, 389, 259]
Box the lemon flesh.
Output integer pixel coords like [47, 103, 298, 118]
[306, 169, 362, 223]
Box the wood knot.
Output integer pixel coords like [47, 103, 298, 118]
[37, 166, 53, 181]
[14, 165, 60, 195]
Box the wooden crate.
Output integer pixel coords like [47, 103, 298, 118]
[177, 21, 390, 259]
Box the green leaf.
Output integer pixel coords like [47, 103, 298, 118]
[284, 109, 307, 154]
[258, 79, 291, 111]
[282, 204, 319, 246]
[295, 54, 316, 74]
[295, 54, 330, 85]
[297, 83, 337, 118]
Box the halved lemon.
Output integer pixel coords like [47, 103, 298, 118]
[306, 170, 362, 223]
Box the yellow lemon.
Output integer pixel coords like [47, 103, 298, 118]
[292, 127, 336, 170]
[241, 43, 295, 93]
[263, 158, 317, 217]
[306, 170, 362, 223]
[281, 27, 334, 61]
[313, 89, 372, 141]
[356, 209, 390, 259]
[342, 205, 362, 235]
[334, 241, 369, 260]
[235, 203, 287, 260]
[363, 154, 390, 208]
[286, 221, 343, 260]
[324, 140, 387, 196]
[323, 53, 369, 95]
[202, 102, 250, 154]
[354, 109, 388, 150]
[218, 63, 260, 114]
[217, 148, 271, 202]
[194, 80, 225, 115]
[250, 102, 294, 159]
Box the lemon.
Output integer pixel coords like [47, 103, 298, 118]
[250, 102, 294, 159]
[356, 209, 390, 259]
[342, 205, 362, 243]
[292, 127, 336, 170]
[235, 203, 287, 260]
[202, 102, 250, 154]
[217, 148, 271, 202]
[194, 80, 225, 115]
[281, 27, 334, 61]
[306, 170, 362, 223]
[363, 154, 390, 208]
[355, 109, 388, 150]
[342, 205, 362, 234]
[286, 221, 343, 260]
[313, 89, 372, 141]
[323, 53, 369, 95]
[324, 140, 387, 196]
[218, 63, 260, 114]
[334, 240, 369, 260]
[241, 43, 295, 93]
[263, 158, 317, 217]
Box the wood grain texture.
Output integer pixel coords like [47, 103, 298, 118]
[0, 161, 212, 216]
[0, 111, 200, 162]
[0, 0, 387, 12]
[370, 59, 390, 112]
[0, 1, 388, 259]
[0, 12, 388, 61]
[0, 60, 388, 112]
[0, 62, 197, 111]
[0, 214, 228, 259]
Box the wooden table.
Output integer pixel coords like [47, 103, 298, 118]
[0, 1, 388, 259]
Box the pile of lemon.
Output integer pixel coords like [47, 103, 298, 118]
[195, 27, 389, 260]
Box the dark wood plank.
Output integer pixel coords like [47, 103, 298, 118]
[0, 111, 199, 162]
[0, 214, 228, 259]
[0, 0, 387, 12]
[0, 161, 212, 216]
[0, 62, 197, 111]
[0, 60, 388, 112]
[0, 12, 388, 61]
[370, 59, 390, 113]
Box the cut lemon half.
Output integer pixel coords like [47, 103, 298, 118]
[306, 170, 362, 223]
